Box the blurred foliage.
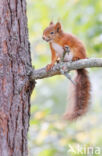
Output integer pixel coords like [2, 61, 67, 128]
[27, 0, 102, 155]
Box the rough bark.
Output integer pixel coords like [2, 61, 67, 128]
[0, 0, 35, 156]
[0, 0, 101, 155]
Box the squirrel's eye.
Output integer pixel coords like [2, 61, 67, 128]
[50, 32, 54, 34]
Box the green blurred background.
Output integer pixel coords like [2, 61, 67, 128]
[27, 0, 102, 155]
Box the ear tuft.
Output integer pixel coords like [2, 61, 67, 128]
[49, 21, 53, 25]
[55, 22, 61, 32]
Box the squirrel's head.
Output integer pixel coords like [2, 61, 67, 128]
[42, 22, 62, 42]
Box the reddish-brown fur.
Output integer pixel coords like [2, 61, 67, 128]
[64, 69, 91, 120]
[42, 22, 91, 120]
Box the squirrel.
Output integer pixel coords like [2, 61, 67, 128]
[42, 21, 91, 120]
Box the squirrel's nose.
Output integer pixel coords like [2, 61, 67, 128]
[42, 36, 45, 40]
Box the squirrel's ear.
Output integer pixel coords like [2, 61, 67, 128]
[49, 21, 53, 25]
[55, 22, 61, 32]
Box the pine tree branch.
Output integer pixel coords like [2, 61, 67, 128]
[31, 58, 102, 80]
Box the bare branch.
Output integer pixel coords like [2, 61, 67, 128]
[31, 58, 102, 80]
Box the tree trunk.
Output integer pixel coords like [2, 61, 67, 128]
[0, 0, 34, 155]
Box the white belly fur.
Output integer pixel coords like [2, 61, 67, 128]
[52, 42, 73, 61]
[64, 52, 73, 61]
[52, 42, 64, 58]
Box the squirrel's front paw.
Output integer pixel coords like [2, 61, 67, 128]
[46, 64, 53, 72]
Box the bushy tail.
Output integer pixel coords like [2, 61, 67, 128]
[64, 69, 91, 121]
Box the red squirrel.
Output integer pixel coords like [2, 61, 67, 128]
[42, 21, 91, 120]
